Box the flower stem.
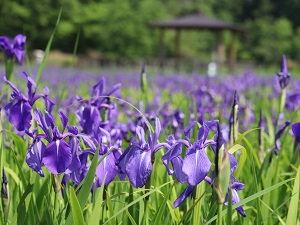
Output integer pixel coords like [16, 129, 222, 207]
[218, 203, 223, 225]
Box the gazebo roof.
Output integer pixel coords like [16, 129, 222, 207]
[150, 13, 244, 32]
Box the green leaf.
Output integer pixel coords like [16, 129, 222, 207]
[69, 186, 86, 225]
[103, 182, 170, 224]
[206, 178, 294, 224]
[226, 187, 233, 225]
[228, 144, 247, 179]
[87, 175, 106, 225]
[66, 148, 99, 225]
[125, 209, 138, 225]
[152, 185, 173, 225]
[106, 190, 116, 225]
[35, 8, 62, 86]
[235, 128, 259, 145]
[286, 166, 300, 225]
[16, 183, 34, 225]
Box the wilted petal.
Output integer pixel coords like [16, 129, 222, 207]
[5, 100, 32, 131]
[182, 150, 212, 186]
[42, 139, 72, 174]
[173, 185, 194, 208]
[125, 150, 152, 188]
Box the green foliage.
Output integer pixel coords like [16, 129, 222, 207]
[2, 0, 300, 63]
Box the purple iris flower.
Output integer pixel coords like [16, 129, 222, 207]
[292, 122, 300, 143]
[76, 78, 120, 135]
[4, 72, 46, 131]
[212, 125, 246, 217]
[224, 181, 246, 217]
[94, 128, 123, 187]
[271, 119, 291, 155]
[118, 116, 166, 188]
[0, 34, 26, 65]
[162, 120, 217, 208]
[26, 109, 95, 175]
[277, 54, 290, 89]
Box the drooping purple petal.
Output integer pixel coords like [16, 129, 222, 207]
[224, 189, 246, 217]
[96, 153, 118, 186]
[292, 122, 300, 143]
[173, 185, 194, 208]
[4, 76, 27, 100]
[42, 139, 72, 174]
[65, 137, 81, 174]
[118, 145, 138, 176]
[26, 140, 46, 177]
[4, 100, 32, 131]
[77, 133, 96, 151]
[171, 156, 188, 183]
[13, 34, 26, 49]
[125, 150, 152, 188]
[80, 106, 101, 135]
[58, 111, 68, 132]
[152, 116, 161, 148]
[182, 150, 212, 186]
[34, 109, 51, 141]
[162, 142, 182, 175]
[184, 121, 197, 143]
[23, 72, 36, 103]
[136, 126, 147, 146]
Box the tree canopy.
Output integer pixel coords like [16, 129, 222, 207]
[1, 0, 300, 64]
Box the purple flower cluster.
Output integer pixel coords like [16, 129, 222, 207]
[162, 120, 246, 216]
[0, 34, 26, 65]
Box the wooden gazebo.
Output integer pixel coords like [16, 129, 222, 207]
[150, 13, 245, 69]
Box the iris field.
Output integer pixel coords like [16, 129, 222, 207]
[0, 32, 300, 225]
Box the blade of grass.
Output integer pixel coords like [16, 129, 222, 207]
[226, 187, 232, 225]
[205, 178, 294, 224]
[125, 209, 137, 225]
[228, 144, 247, 179]
[72, 28, 80, 66]
[260, 200, 286, 225]
[106, 190, 116, 225]
[152, 184, 173, 225]
[103, 182, 170, 225]
[69, 186, 86, 225]
[286, 166, 299, 225]
[35, 8, 62, 86]
[87, 175, 106, 225]
[65, 148, 99, 225]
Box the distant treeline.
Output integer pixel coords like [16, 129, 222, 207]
[1, 0, 300, 64]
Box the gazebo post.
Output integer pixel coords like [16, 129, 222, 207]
[159, 28, 165, 68]
[217, 30, 224, 65]
[229, 30, 236, 69]
[174, 28, 181, 70]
